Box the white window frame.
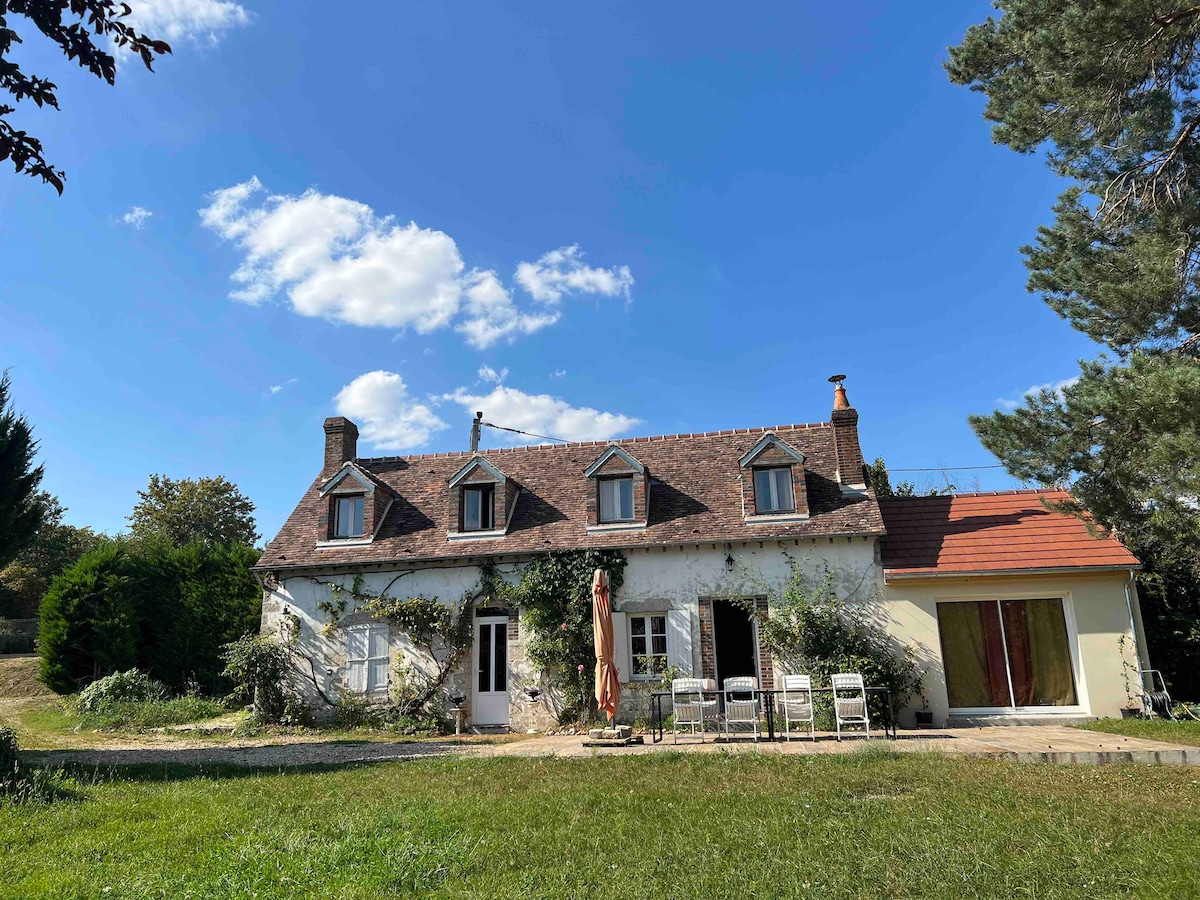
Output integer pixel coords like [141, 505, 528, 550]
[754, 467, 794, 514]
[599, 476, 635, 523]
[463, 484, 495, 531]
[935, 591, 1090, 718]
[334, 495, 365, 538]
[346, 623, 389, 695]
[628, 612, 669, 680]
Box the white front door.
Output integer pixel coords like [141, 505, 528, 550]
[473, 611, 510, 726]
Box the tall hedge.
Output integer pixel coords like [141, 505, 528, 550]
[38, 538, 260, 695]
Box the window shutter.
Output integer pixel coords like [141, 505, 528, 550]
[346, 626, 368, 660]
[611, 611, 630, 683]
[347, 660, 366, 692]
[667, 609, 693, 675]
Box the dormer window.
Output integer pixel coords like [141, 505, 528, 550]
[318, 461, 393, 546]
[334, 495, 366, 538]
[739, 432, 809, 522]
[599, 476, 635, 523]
[463, 484, 495, 531]
[448, 456, 516, 539]
[754, 467, 795, 514]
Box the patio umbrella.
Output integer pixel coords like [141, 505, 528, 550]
[592, 568, 620, 727]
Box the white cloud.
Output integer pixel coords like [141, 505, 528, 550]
[126, 0, 251, 44]
[266, 377, 298, 397]
[997, 376, 1080, 411]
[119, 206, 153, 228]
[442, 385, 641, 444]
[200, 179, 631, 350]
[515, 245, 634, 303]
[335, 371, 448, 450]
[478, 365, 509, 384]
[551, 368, 567, 379]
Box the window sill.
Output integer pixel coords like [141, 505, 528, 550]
[316, 537, 373, 548]
[743, 512, 810, 525]
[447, 528, 507, 541]
[587, 521, 646, 534]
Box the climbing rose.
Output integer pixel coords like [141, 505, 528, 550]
[577, 664, 585, 672]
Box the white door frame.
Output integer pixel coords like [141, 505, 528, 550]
[472, 609, 511, 726]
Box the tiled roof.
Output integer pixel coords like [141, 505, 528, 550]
[257, 423, 884, 571]
[878, 489, 1139, 577]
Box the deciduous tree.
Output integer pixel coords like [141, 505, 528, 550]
[1, 1, 171, 193]
[128, 474, 260, 548]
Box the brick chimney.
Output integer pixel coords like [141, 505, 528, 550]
[828, 376, 866, 490]
[323, 417, 359, 475]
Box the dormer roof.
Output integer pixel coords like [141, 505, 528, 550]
[448, 455, 508, 488]
[319, 461, 392, 497]
[584, 445, 645, 478]
[738, 433, 806, 468]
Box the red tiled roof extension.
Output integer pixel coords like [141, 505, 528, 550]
[878, 489, 1139, 577]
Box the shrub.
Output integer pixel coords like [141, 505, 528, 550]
[39, 538, 260, 695]
[0, 726, 17, 780]
[221, 633, 295, 724]
[737, 563, 923, 720]
[77, 669, 168, 713]
[333, 691, 383, 729]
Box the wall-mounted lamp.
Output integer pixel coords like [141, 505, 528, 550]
[725, 554, 735, 572]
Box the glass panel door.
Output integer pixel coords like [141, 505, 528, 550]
[937, 598, 1078, 711]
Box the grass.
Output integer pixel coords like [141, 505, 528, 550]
[1077, 716, 1200, 747]
[69, 695, 227, 730]
[2, 752, 1200, 898]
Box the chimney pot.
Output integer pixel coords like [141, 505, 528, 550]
[829, 374, 850, 410]
[323, 417, 359, 474]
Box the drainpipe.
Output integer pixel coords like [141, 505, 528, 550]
[1123, 568, 1146, 693]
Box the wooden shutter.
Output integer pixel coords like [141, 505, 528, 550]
[611, 611, 630, 683]
[667, 609, 693, 675]
[346, 626, 368, 692]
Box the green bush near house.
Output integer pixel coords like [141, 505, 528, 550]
[38, 538, 260, 696]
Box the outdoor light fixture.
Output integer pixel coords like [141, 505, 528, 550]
[725, 554, 735, 572]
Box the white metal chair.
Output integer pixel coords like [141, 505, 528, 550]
[777, 674, 815, 741]
[831, 673, 870, 740]
[722, 676, 761, 741]
[671, 677, 715, 743]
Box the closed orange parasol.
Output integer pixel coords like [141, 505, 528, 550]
[592, 569, 620, 726]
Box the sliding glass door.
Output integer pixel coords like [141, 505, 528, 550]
[936, 598, 1079, 712]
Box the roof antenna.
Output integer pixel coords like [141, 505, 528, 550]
[470, 411, 482, 452]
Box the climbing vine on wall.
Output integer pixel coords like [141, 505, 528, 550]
[511, 549, 627, 724]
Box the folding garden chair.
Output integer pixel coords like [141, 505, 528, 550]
[831, 673, 870, 740]
[777, 674, 815, 741]
[722, 676, 761, 741]
[671, 677, 713, 743]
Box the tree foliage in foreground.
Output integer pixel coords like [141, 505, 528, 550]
[949, 1, 1200, 697]
[1, 1, 171, 193]
[129, 474, 260, 548]
[0, 491, 102, 617]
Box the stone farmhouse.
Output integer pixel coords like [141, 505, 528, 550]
[255, 380, 1147, 729]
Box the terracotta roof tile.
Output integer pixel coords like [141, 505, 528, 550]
[258, 422, 884, 571]
[879, 489, 1139, 576]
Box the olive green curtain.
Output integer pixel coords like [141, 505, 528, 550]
[937, 602, 993, 708]
[1019, 598, 1077, 707]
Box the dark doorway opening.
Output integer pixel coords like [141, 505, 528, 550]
[713, 598, 758, 689]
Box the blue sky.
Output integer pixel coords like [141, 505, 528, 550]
[1, 1, 1097, 542]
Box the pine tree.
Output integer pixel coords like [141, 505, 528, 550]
[0, 374, 45, 569]
[948, 1, 1200, 695]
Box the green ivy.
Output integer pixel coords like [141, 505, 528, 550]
[511, 549, 627, 724]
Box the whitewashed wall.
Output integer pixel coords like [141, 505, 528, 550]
[260, 536, 883, 728]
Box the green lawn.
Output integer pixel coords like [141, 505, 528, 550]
[3, 751, 1199, 899]
[1076, 716, 1200, 746]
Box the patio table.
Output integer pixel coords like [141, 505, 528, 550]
[650, 685, 896, 743]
